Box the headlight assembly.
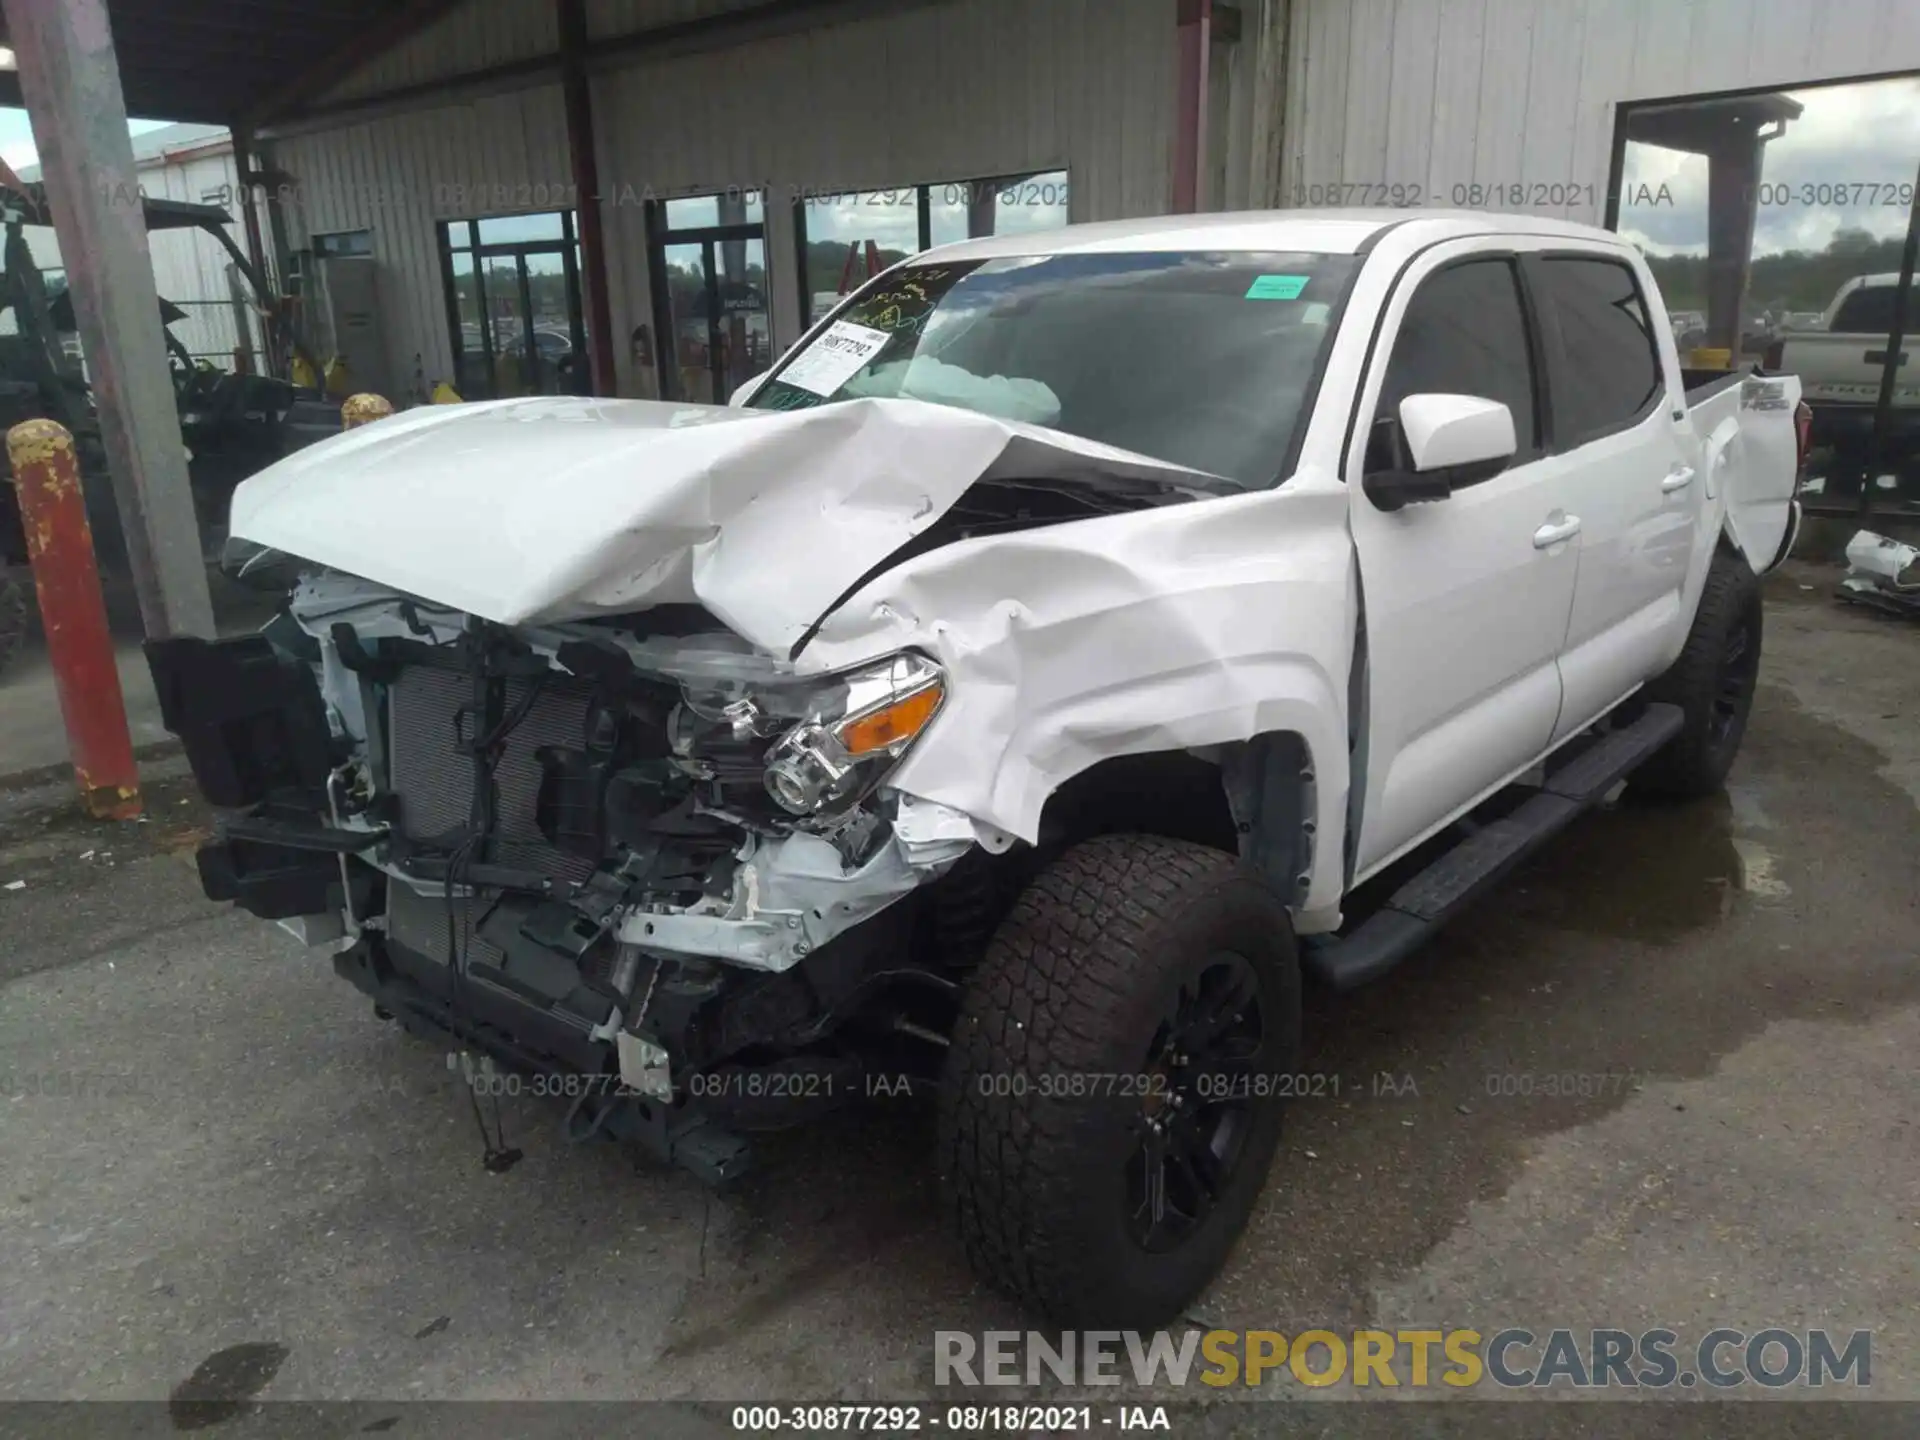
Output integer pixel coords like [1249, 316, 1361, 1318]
[761, 653, 946, 818]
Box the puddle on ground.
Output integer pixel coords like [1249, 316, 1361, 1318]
[1503, 785, 1786, 942]
[167, 1341, 288, 1430]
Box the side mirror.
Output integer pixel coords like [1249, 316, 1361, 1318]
[727, 370, 769, 408]
[1364, 393, 1517, 511]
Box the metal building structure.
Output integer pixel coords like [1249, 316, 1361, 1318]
[2, 0, 1919, 579]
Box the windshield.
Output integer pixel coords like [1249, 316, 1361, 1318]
[749, 250, 1357, 488]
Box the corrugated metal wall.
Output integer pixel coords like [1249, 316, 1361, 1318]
[141, 147, 257, 363]
[593, 0, 1177, 385]
[319, 0, 790, 103]
[275, 0, 1178, 398]
[9, 145, 258, 365]
[272, 87, 573, 397]
[322, 0, 558, 102]
[584, 0, 775, 40]
[1281, 0, 1920, 224]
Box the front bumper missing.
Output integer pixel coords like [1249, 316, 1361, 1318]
[611, 797, 976, 971]
[334, 933, 752, 1183]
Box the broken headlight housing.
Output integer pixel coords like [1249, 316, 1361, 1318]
[760, 652, 946, 819]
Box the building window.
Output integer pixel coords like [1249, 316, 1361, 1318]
[795, 169, 1070, 326]
[1610, 74, 1920, 517]
[437, 211, 588, 400]
[313, 229, 374, 259]
[644, 188, 771, 405]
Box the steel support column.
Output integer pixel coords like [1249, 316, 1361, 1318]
[2, 0, 214, 641]
[559, 0, 618, 396]
[1172, 0, 1213, 213]
[230, 125, 274, 374]
[1865, 157, 1920, 521]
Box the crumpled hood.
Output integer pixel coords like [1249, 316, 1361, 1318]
[230, 394, 1224, 655]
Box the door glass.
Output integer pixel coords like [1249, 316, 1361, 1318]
[799, 189, 917, 324]
[483, 254, 532, 397]
[713, 236, 770, 402]
[660, 241, 712, 403]
[1536, 258, 1663, 444]
[520, 250, 578, 395]
[476, 212, 565, 244]
[448, 250, 492, 399]
[1378, 260, 1540, 455]
[927, 170, 1073, 247]
[664, 190, 765, 229]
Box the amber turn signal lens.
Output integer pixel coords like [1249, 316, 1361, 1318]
[835, 683, 944, 757]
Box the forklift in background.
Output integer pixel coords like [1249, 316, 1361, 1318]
[0, 181, 339, 676]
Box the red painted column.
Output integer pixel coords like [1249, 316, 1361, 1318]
[1172, 0, 1213, 214]
[6, 418, 141, 819]
[559, 0, 619, 397]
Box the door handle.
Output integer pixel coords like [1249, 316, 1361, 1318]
[1532, 515, 1582, 549]
[1661, 465, 1695, 493]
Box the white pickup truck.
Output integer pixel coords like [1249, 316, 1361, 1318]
[1775, 271, 1917, 464]
[150, 209, 1805, 1327]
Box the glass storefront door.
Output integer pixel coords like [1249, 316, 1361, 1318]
[646, 193, 771, 404]
[440, 212, 590, 400]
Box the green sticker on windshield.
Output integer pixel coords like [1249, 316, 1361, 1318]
[1245, 274, 1309, 300]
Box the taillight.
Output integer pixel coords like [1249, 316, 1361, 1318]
[1794, 399, 1812, 479]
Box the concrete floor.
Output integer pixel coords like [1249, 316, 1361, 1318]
[1, 563, 1916, 1429]
[0, 573, 275, 780]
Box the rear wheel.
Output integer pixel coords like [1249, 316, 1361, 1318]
[1627, 549, 1763, 800]
[939, 834, 1300, 1326]
[0, 572, 29, 680]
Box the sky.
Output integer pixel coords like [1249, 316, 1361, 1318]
[1618, 76, 1920, 258]
[0, 106, 174, 173]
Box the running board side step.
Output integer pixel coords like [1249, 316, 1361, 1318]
[1303, 703, 1685, 991]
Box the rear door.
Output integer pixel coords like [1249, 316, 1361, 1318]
[1527, 249, 1702, 742]
[1347, 245, 1580, 877]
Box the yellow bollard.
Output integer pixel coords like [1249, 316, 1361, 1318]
[340, 393, 395, 430]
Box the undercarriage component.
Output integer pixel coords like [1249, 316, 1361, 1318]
[336, 931, 752, 1183]
[146, 634, 338, 810]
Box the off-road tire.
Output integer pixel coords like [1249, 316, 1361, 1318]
[0, 572, 29, 680]
[938, 834, 1300, 1327]
[1627, 549, 1763, 800]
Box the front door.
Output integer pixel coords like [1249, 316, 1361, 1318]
[1348, 246, 1580, 877]
[647, 196, 771, 404]
[442, 213, 590, 399]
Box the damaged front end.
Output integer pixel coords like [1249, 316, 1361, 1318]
[147, 574, 999, 1181]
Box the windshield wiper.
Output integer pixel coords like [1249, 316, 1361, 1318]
[971, 470, 1232, 514]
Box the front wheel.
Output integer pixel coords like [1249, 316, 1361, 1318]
[938, 835, 1300, 1327]
[1627, 549, 1763, 800]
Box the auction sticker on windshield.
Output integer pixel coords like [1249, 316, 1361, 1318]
[780, 320, 892, 396]
[1245, 274, 1310, 300]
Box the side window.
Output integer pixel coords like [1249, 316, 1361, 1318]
[1831, 285, 1897, 335]
[1375, 257, 1540, 458]
[1537, 257, 1663, 443]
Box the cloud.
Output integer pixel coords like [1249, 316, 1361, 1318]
[1619, 76, 1920, 258]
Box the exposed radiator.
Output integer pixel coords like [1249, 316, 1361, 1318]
[387, 664, 598, 886]
[386, 878, 503, 971]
